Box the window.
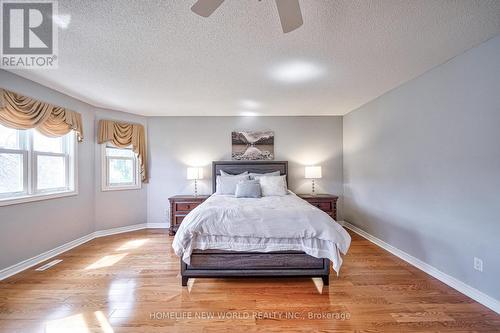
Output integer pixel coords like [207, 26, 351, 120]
[0, 124, 77, 205]
[101, 143, 140, 191]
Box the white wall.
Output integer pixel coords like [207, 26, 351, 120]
[343, 35, 500, 300]
[0, 70, 147, 272]
[147, 116, 343, 225]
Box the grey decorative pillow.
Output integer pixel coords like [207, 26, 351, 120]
[216, 174, 250, 195]
[249, 170, 280, 179]
[235, 180, 262, 198]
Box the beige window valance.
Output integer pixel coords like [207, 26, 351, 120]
[98, 119, 148, 183]
[0, 88, 84, 142]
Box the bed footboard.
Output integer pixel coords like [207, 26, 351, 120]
[180, 250, 330, 286]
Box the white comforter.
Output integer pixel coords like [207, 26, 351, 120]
[172, 192, 351, 274]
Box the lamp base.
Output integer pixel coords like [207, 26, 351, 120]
[311, 179, 317, 196]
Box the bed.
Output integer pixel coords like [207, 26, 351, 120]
[173, 161, 351, 286]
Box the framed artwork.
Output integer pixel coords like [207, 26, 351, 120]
[231, 130, 274, 160]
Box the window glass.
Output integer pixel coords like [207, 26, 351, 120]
[33, 130, 64, 153]
[0, 125, 23, 149]
[106, 146, 135, 158]
[109, 159, 134, 184]
[0, 153, 23, 194]
[37, 155, 66, 190]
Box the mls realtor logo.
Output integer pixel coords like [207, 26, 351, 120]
[1, 0, 58, 68]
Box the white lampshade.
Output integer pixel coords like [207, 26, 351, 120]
[305, 166, 322, 179]
[187, 167, 203, 180]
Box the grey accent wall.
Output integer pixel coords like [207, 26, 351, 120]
[147, 116, 343, 224]
[0, 70, 147, 272]
[343, 35, 500, 299]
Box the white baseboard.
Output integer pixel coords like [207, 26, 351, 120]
[0, 223, 150, 281]
[341, 221, 500, 314]
[94, 223, 148, 238]
[0, 232, 95, 281]
[146, 223, 169, 229]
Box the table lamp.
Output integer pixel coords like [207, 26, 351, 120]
[305, 166, 322, 195]
[187, 167, 203, 196]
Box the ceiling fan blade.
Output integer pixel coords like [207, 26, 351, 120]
[275, 0, 303, 33]
[191, 0, 225, 17]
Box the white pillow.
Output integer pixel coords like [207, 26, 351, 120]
[216, 174, 250, 195]
[220, 170, 249, 176]
[249, 171, 280, 179]
[257, 175, 288, 197]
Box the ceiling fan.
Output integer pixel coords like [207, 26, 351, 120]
[191, 0, 303, 33]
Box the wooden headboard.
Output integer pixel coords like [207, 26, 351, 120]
[212, 161, 288, 193]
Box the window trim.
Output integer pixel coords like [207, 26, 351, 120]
[101, 143, 141, 192]
[0, 130, 78, 207]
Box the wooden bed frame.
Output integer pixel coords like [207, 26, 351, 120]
[180, 160, 330, 286]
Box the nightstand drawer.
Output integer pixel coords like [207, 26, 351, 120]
[298, 194, 338, 220]
[174, 215, 186, 225]
[169, 195, 210, 236]
[309, 201, 332, 212]
[175, 202, 199, 212]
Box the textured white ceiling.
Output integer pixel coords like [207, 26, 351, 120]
[8, 0, 500, 116]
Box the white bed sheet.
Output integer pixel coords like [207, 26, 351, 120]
[172, 192, 351, 274]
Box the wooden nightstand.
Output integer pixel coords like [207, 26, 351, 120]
[168, 195, 209, 236]
[298, 194, 338, 220]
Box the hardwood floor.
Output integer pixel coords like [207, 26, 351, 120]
[0, 229, 498, 332]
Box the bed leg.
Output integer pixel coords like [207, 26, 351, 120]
[181, 276, 188, 286]
[322, 275, 329, 286]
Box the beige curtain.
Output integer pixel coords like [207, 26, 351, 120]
[0, 88, 84, 141]
[98, 119, 148, 183]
